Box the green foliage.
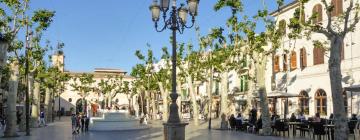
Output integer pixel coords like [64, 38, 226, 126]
[31, 10, 55, 32]
[71, 73, 96, 97]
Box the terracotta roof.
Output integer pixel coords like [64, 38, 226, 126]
[270, 0, 299, 16]
[94, 68, 126, 73]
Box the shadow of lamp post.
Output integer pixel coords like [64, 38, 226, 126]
[149, 0, 199, 139]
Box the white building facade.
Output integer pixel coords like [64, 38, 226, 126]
[265, 0, 360, 118]
[52, 53, 136, 115]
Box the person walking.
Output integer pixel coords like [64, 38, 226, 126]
[39, 111, 46, 127]
[76, 115, 81, 133]
[81, 115, 85, 132]
[71, 114, 77, 134]
[85, 116, 89, 132]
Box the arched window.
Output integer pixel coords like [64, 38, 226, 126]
[283, 54, 288, 71]
[313, 47, 325, 65]
[331, 0, 343, 17]
[274, 55, 280, 73]
[312, 4, 323, 24]
[68, 98, 72, 103]
[299, 91, 309, 115]
[290, 51, 297, 70]
[278, 20, 287, 35]
[315, 89, 327, 116]
[300, 48, 307, 69]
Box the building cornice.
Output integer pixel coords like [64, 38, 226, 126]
[270, 0, 299, 17]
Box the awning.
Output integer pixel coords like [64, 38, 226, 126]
[262, 90, 301, 98]
[344, 85, 360, 92]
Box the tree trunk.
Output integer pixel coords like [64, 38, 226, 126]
[107, 94, 112, 108]
[0, 39, 8, 86]
[145, 90, 150, 116]
[44, 88, 52, 123]
[158, 82, 168, 122]
[151, 92, 157, 120]
[31, 79, 40, 127]
[329, 36, 348, 140]
[186, 76, 199, 126]
[256, 57, 272, 135]
[4, 61, 19, 137]
[220, 71, 228, 129]
[206, 68, 213, 120]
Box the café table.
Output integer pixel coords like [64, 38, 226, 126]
[288, 122, 304, 136]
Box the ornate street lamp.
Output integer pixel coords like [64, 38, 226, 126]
[149, 0, 199, 139]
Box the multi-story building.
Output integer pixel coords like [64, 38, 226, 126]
[52, 52, 136, 115]
[266, 0, 360, 118]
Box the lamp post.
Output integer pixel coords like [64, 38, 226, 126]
[149, 0, 199, 139]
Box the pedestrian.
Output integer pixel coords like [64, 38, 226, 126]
[39, 111, 46, 127]
[81, 115, 85, 132]
[71, 114, 77, 134]
[85, 116, 89, 132]
[76, 115, 81, 133]
[16, 110, 22, 125]
[0, 115, 5, 130]
[228, 114, 236, 130]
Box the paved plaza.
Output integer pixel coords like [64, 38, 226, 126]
[0, 117, 310, 140]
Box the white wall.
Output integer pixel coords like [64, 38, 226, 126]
[266, 0, 360, 118]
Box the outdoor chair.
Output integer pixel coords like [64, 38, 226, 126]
[312, 122, 326, 140]
[274, 120, 290, 136]
[353, 121, 360, 140]
[296, 121, 311, 137]
[235, 119, 243, 131]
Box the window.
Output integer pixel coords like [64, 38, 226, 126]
[240, 75, 248, 92]
[312, 4, 323, 24]
[300, 48, 307, 69]
[215, 81, 219, 95]
[68, 98, 72, 103]
[299, 91, 309, 115]
[313, 47, 325, 65]
[278, 20, 287, 35]
[290, 51, 297, 70]
[283, 54, 288, 71]
[274, 55, 280, 73]
[331, 0, 343, 17]
[315, 89, 327, 116]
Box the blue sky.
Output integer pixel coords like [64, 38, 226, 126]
[29, 0, 291, 73]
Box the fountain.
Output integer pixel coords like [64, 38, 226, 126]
[89, 109, 148, 131]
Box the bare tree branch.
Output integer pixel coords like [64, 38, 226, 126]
[321, 0, 337, 35]
[343, 0, 360, 36]
[342, 0, 354, 36]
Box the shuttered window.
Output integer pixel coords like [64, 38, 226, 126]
[278, 20, 287, 35]
[274, 55, 280, 73]
[331, 0, 343, 17]
[300, 48, 307, 69]
[313, 47, 325, 65]
[315, 89, 327, 116]
[312, 4, 323, 24]
[290, 51, 297, 70]
[283, 54, 288, 71]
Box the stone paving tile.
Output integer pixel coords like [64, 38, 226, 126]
[0, 117, 309, 140]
